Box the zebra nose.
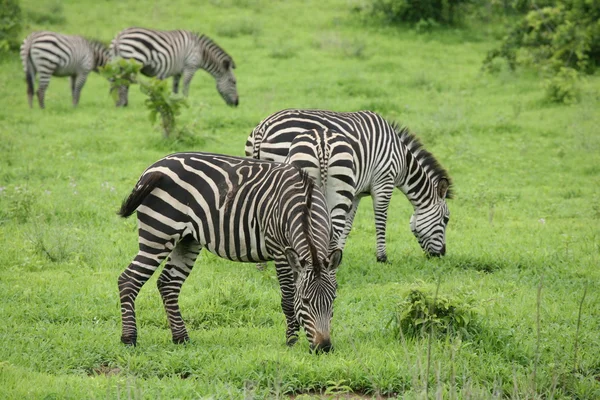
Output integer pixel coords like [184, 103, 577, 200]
[233, 97, 239, 107]
[440, 244, 446, 256]
[310, 339, 332, 354]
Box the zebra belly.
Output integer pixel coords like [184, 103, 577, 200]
[200, 221, 272, 263]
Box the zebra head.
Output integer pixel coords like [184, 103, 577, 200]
[285, 247, 342, 353]
[410, 178, 450, 257]
[215, 58, 239, 107]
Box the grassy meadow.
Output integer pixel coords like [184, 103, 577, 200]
[1, 0, 599, 398]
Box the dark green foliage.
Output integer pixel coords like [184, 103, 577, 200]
[99, 58, 142, 102]
[367, 0, 472, 26]
[483, 1, 600, 74]
[390, 288, 482, 339]
[0, 0, 22, 53]
[140, 78, 189, 138]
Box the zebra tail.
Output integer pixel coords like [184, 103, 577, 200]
[118, 172, 163, 218]
[20, 38, 35, 99]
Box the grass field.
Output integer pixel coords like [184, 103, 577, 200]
[1, 0, 599, 398]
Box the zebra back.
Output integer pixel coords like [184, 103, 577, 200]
[284, 128, 356, 251]
[247, 109, 453, 258]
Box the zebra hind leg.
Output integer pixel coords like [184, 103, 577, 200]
[70, 73, 89, 107]
[156, 237, 201, 344]
[36, 74, 51, 109]
[118, 245, 171, 346]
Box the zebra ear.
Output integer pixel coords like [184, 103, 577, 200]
[437, 178, 449, 199]
[328, 249, 343, 272]
[284, 248, 302, 275]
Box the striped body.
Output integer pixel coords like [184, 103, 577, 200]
[249, 128, 356, 252]
[118, 152, 341, 351]
[246, 109, 453, 261]
[110, 27, 238, 107]
[20, 31, 110, 108]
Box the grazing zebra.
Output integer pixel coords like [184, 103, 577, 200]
[118, 152, 341, 352]
[250, 128, 356, 253]
[20, 31, 110, 108]
[110, 27, 239, 107]
[246, 109, 453, 262]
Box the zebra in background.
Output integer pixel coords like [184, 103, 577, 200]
[246, 109, 453, 262]
[20, 31, 111, 108]
[248, 128, 356, 254]
[110, 27, 239, 107]
[117, 152, 341, 352]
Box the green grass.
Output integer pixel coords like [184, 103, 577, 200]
[1, 0, 599, 398]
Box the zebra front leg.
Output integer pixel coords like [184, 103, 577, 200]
[116, 85, 129, 107]
[181, 68, 197, 97]
[70, 73, 89, 107]
[372, 182, 394, 263]
[172, 74, 182, 94]
[119, 247, 170, 345]
[157, 238, 201, 344]
[275, 261, 300, 346]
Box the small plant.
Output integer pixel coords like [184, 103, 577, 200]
[99, 58, 142, 103]
[0, 0, 22, 54]
[390, 288, 482, 339]
[544, 67, 580, 104]
[140, 78, 189, 138]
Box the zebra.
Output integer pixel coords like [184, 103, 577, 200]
[251, 128, 356, 254]
[245, 109, 453, 262]
[110, 27, 239, 107]
[117, 152, 341, 352]
[20, 31, 111, 108]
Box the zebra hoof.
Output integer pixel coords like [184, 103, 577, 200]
[376, 255, 389, 263]
[121, 336, 137, 346]
[286, 336, 298, 347]
[172, 335, 190, 344]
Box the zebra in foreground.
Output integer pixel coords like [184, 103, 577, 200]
[110, 27, 239, 107]
[246, 109, 453, 262]
[20, 31, 110, 108]
[118, 152, 341, 352]
[249, 128, 356, 253]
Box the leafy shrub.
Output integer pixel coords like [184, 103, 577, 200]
[544, 66, 580, 103]
[483, 1, 600, 74]
[0, 0, 22, 54]
[389, 288, 482, 339]
[99, 58, 142, 102]
[140, 78, 189, 138]
[367, 0, 472, 26]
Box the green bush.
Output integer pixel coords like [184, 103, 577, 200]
[368, 0, 472, 26]
[389, 288, 482, 339]
[140, 78, 189, 138]
[0, 0, 22, 54]
[483, 1, 600, 74]
[99, 58, 142, 102]
[544, 66, 580, 103]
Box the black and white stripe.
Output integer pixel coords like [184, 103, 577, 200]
[246, 109, 453, 261]
[248, 128, 356, 253]
[20, 31, 110, 108]
[110, 27, 239, 107]
[118, 152, 341, 352]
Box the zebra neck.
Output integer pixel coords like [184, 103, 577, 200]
[397, 150, 436, 209]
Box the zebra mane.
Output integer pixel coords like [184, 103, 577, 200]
[393, 123, 454, 199]
[195, 33, 236, 69]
